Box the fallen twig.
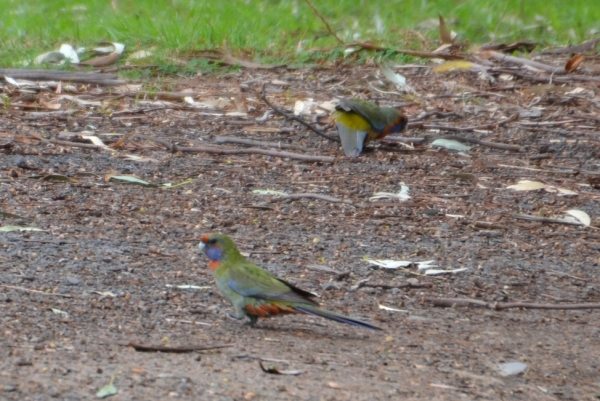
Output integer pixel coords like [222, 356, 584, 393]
[411, 111, 463, 122]
[472, 221, 505, 230]
[496, 164, 577, 175]
[383, 134, 522, 152]
[428, 297, 600, 311]
[48, 139, 105, 150]
[0, 68, 125, 86]
[518, 120, 579, 127]
[417, 113, 519, 133]
[128, 342, 234, 353]
[358, 282, 433, 290]
[492, 68, 600, 85]
[2, 284, 73, 298]
[267, 193, 353, 205]
[178, 146, 334, 163]
[542, 38, 600, 54]
[140, 136, 334, 163]
[512, 214, 583, 226]
[486, 51, 564, 74]
[544, 270, 588, 282]
[214, 136, 304, 150]
[341, 42, 465, 61]
[260, 84, 339, 143]
[437, 135, 523, 152]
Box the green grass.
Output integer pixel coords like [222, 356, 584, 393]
[1, 0, 598, 68]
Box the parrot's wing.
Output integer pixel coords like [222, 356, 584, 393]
[336, 98, 387, 131]
[337, 123, 367, 157]
[227, 263, 317, 304]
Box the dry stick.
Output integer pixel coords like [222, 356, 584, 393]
[2, 284, 73, 298]
[177, 146, 334, 163]
[138, 136, 175, 151]
[268, 193, 353, 205]
[303, 0, 344, 44]
[428, 297, 600, 311]
[518, 120, 579, 127]
[492, 68, 600, 85]
[128, 342, 234, 353]
[544, 270, 588, 282]
[486, 51, 565, 74]
[513, 214, 583, 226]
[139, 135, 334, 163]
[411, 111, 463, 122]
[496, 164, 577, 175]
[0, 68, 125, 86]
[358, 282, 433, 290]
[214, 136, 304, 150]
[438, 135, 523, 152]
[542, 38, 600, 54]
[418, 113, 519, 132]
[344, 42, 465, 61]
[383, 135, 521, 152]
[48, 139, 105, 150]
[389, 113, 521, 151]
[120, 91, 206, 100]
[260, 84, 339, 143]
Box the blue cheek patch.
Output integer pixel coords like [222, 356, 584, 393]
[390, 123, 405, 134]
[206, 247, 223, 261]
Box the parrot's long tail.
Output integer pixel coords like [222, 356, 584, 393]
[293, 304, 382, 331]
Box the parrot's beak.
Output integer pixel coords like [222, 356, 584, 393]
[198, 242, 206, 251]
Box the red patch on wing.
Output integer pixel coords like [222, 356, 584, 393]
[208, 261, 220, 272]
[246, 303, 296, 318]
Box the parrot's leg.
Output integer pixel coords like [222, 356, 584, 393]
[223, 311, 258, 326]
[224, 312, 244, 321]
[222, 304, 247, 321]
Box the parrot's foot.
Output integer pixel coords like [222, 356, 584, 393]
[223, 312, 258, 327]
[224, 312, 244, 322]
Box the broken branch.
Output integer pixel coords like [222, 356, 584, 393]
[140, 136, 334, 163]
[128, 342, 234, 353]
[214, 136, 304, 150]
[357, 282, 433, 290]
[428, 297, 600, 311]
[267, 193, 353, 205]
[260, 84, 339, 143]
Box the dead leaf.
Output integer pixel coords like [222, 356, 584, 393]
[80, 52, 119, 67]
[565, 54, 584, 73]
[438, 15, 455, 44]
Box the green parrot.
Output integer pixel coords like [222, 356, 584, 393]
[199, 233, 381, 330]
[332, 97, 408, 157]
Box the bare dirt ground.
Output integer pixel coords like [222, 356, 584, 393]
[1, 56, 600, 401]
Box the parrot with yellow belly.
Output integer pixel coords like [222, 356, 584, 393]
[199, 233, 381, 330]
[332, 97, 408, 157]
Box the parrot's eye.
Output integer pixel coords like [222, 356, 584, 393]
[208, 238, 218, 245]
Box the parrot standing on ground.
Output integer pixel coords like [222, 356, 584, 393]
[332, 97, 408, 157]
[199, 233, 381, 330]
